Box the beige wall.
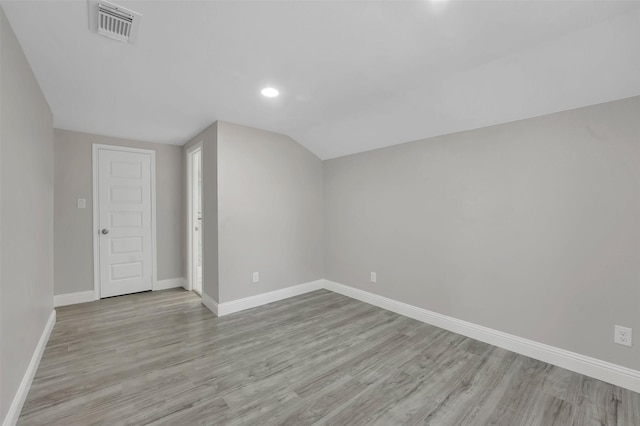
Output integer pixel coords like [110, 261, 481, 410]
[217, 121, 323, 303]
[324, 96, 640, 370]
[0, 9, 54, 422]
[184, 123, 218, 301]
[53, 129, 184, 295]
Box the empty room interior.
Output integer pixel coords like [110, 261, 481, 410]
[1, 0, 640, 425]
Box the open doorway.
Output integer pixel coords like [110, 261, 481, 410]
[187, 143, 203, 296]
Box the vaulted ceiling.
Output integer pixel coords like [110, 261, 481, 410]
[3, 0, 639, 159]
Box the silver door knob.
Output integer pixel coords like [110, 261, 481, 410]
[101, 229, 109, 235]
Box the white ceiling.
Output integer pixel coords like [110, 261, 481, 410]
[2, 0, 640, 159]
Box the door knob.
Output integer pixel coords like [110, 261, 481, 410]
[101, 229, 109, 235]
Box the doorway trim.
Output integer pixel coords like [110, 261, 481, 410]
[186, 141, 203, 293]
[92, 144, 158, 300]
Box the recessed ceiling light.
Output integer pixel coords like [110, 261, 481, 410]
[261, 87, 279, 98]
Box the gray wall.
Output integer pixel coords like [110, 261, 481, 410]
[324, 96, 640, 370]
[53, 129, 184, 295]
[217, 121, 323, 303]
[0, 9, 54, 422]
[184, 122, 218, 302]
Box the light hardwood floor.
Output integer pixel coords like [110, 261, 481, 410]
[19, 289, 640, 425]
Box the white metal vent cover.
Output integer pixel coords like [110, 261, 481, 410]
[94, 1, 141, 44]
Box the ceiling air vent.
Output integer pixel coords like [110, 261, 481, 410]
[96, 1, 141, 44]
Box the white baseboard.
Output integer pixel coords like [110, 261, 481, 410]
[154, 277, 186, 291]
[201, 292, 219, 316]
[55, 278, 186, 308]
[322, 279, 640, 393]
[2, 310, 56, 426]
[53, 278, 186, 308]
[54, 291, 96, 307]
[216, 280, 325, 317]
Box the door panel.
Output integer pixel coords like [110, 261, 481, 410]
[190, 148, 203, 295]
[98, 148, 153, 298]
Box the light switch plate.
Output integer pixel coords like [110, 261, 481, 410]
[77, 198, 86, 209]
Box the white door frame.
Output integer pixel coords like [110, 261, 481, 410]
[92, 144, 158, 300]
[186, 141, 203, 292]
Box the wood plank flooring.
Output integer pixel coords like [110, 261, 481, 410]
[18, 289, 640, 425]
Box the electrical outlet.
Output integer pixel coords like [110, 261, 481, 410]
[370, 272, 377, 283]
[615, 325, 632, 347]
[252, 272, 259, 283]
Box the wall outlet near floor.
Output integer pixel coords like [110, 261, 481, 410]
[370, 272, 377, 283]
[252, 272, 259, 283]
[614, 325, 632, 347]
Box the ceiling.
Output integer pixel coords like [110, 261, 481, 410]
[2, 0, 640, 159]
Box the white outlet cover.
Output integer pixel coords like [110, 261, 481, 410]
[77, 198, 86, 209]
[252, 272, 259, 283]
[370, 272, 377, 283]
[614, 325, 632, 347]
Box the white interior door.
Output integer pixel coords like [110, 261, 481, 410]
[96, 147, 154, 298]
[191, 148, 203, 295]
